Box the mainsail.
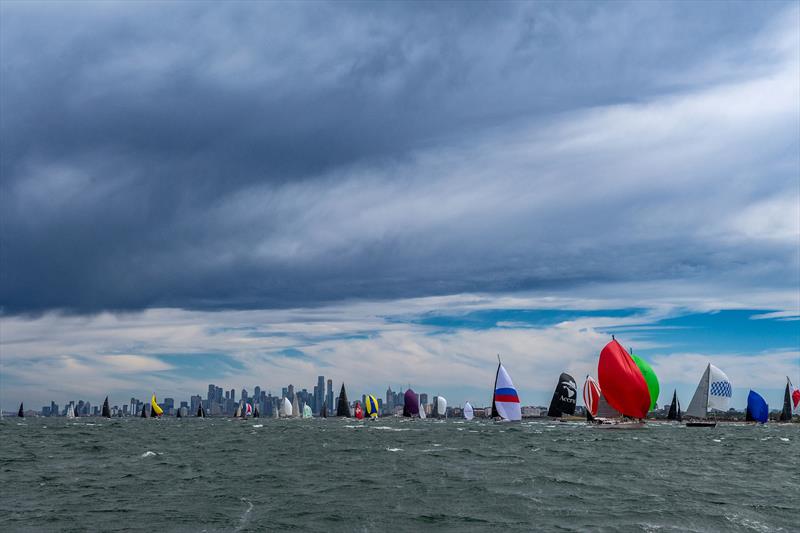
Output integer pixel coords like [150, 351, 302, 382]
[598, 339, 650, 419]
[403, 389, 419, 417]
[291, 396, 300, 418]
[746, 390, 769, 424]
[150, 394, 164, 418]
[281, 397, 292, 417]
[141, 404, 148, 418]
[253, 405, 260, 418]
[321, 401, 328, 418]
[779, 377, 793, 421]
[66, 404, 76, 419]
[547, 372, 577, 418]
[365, 395, 379, 419]
[685, 363, 732, 419]
[583, 375, 601, 420]
[418, 396, 426, 419]
[336, 384, 350, 417]
[491, 360, 521, 421]
[102, 396, 111, 418]
[17, 403, 24, 418]
[630, 353, 659, 412]
[234, 403, 242, 418]
[463, 402, 474, 420]
[667, 390, 682, 421]
[302, 403, 312, 419]
[196, 404, 205, 418]
[433, 396, 447, 418]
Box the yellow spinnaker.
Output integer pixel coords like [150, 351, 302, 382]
[365, 395, 379, 418]
[151, 394, 164, 416]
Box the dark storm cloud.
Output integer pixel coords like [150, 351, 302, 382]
[1, 1, 797, 314]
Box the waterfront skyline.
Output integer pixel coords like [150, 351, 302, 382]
[1, 3, 798, 413]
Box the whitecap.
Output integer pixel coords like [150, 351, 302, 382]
[780, 437, 789, 442]
[252, 424, 263, 428]
[712, 439, 722, 443]
[386, 447, 403, 452]
[141, 451, 157, 457]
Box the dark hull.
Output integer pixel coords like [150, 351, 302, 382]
[685, 421, 716, 427]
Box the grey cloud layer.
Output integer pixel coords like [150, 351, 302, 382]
[1, 1, 797, 314]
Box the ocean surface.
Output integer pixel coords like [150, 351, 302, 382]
[1, 418, 797, 532]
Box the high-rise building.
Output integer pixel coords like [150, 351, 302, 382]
[241, 389, 248, 403]
[230, 388, 236, 403]
[207, 384, 216, 403]
[327, 379, 333, 411]
[385, 387, 394, 410]
[420, 393, 428, 406]
[287, 384, 294, 402]
[316, 376, 325, 413]
[254, 386, 261, 403]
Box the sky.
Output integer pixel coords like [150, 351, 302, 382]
[1, 1, 798, 412]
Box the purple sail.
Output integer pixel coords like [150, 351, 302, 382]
[403, 389, 419, 417]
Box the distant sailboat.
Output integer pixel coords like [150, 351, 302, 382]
[101, 396, 111, 418]
[291, 395, 300, 418]
[302, 403, 312, 419]
[66, 404, 76, 419]
[17, 403, 24, 418]
[583, 375, 600, 421]
[141, 404, 148, 418]
[336, 384, 350, 417]
[432, 396, 447, 419]
[685, 363, 732, 427]
[234, 403, 242, 418]
[354, 402, 364, 420]
[745, 390, 768, 424]
[280, 397, 292, 418]
[491, 358, 521, 421]
[321, 401, 328, 418]
[779, 377, 797, 422]
[418, 396, 426, 419]
[253, 404, 260, 418]
[403, 389, 420, 418]
[365, 395, 379, 419]
[196, 404, 205, 418]
[463, 402, 474, 420]
[667, 390, 682, 422]
[176, 408, 182, 418]
[150, 394, 164, 418]
[547, 373, 577, 418]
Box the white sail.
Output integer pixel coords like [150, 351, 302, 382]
[707, 364, 732, 412]
[685, 364, 712, 419]
[436, 396, 447, 418]
[291, 396, 300, 418]
[281, 397, 292, 417]
[302, 403, 312, 419]
[419, 397, 426, 419]
[463, 402, 474, 420]
[66, 404, 75, 419]
[493, 363, 522, 421]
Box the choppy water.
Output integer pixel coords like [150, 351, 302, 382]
[1, 418, 797, 532]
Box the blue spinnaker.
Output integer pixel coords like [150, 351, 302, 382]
[746, 390, 768, 424]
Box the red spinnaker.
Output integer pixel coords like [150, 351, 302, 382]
[354, 402, 364, 420]
[598, 339, 650, 419]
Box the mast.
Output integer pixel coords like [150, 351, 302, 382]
[491, 355, 501, 418]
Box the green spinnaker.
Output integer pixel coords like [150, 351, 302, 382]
[631, 353, 659, 411]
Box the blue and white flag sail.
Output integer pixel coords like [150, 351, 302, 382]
[492, 362, 522, 421]
[707, 364, 732, 412]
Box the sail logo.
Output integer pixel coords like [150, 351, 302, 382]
[562, 381, 576, 397]
[710, 381, 732, 398]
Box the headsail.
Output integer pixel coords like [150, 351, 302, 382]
[492, 361, 521, 421]
[667, 390, 682, 421]
[141, 403, 148, 418]
[403, 389, 419, 417]
[418, 396, 426, 419]
[597, 339, 649, 419]
[150, 394, 163, 418]
[630, 353, 659, 412]
[746, 390, 769, 424]
[291, 395, 300, 418]
[245, 403, 253, 418]
[582, 375, 600, 420]
[66, 404, 76, 419]
[253, 405, 260, 418]
[547, 372, 577, 418]
[336, 384, 350, 417]
[790, 377, 800, 412]
[463, 401, 474, 420]
[102, 396, 111, 418]
[365, 395, 379, 419]
[302, 403, 312, 419]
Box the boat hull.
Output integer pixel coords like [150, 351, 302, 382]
[592, 421, 646, 430]
[685, 421, 717, 427]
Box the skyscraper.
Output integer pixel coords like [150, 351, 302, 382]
[316, 376, 325, 413]
[327, 379, 333, 411]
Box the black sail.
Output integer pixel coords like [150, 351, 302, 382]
[196, 404, 205, 418]
[176, 409, 182, 418]
[102, 396, 111, 418]
[490, 363, 500, 418]
[546, 373, 578, 417]
[780, 382, 792, 422]
[321, 401, 327, 418]
[141, 404, 148, 418]
[253, 406, 260, 418]
[17, 403, 24, 418]
[667, 390, 679, 420]
[336, 384, 350, 417]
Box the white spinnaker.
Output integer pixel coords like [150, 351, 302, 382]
[281, 397, 292, 417]
[463, 402, 474, 420]
[494, 364, 522, 421]
[419, 397, 426, 419]
[707, 364, 732, 412]
[437, 396, 447, 417]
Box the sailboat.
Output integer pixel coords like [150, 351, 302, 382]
[141, 404, 148, 418]
[432, 396, 447, 419]
[66, 404, 76, 419]
[336, 384, 350, 417]
[354, 402, 364, 420]
[779, 377, 798, 422]
[582, 375, 600, 421]
[17, 403, 24, 418]
[291, 395, 300, 418]
[196, 404, 206, 418]
[547, 372, 577, 419]
[243, 402, 252, 419]
[365, 395, 379, 419]
[253, 404, 260, 418]
[321, 401, 328, 418]
[176, 408, 182, 419]
[491, 357, 521, 422]
[745, 390, 768, 424]
[666, 390, 682, 422]
[463, 402, 474, 420]
[403, 389, 420, 417]
[150, 394, 164, 418]
[685, 363, 732, 427]
[418, 395, 427, 419]
[101, 396, 111, 418]
[280, 397, 292, 418]
[234, 403, 242, 418]
[595, 338, 650, 428]
[302, 403, 312, 419]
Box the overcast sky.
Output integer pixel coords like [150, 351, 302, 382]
[1, 1, 798, 410]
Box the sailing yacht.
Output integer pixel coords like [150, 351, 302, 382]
[582, 375, 600, 421]
[336, 384, 350, 417]
[320, 401, 328, 418]
[547, 373, 577, 419]
[745, 390, 768, 424]
[280, 397, 292, 418]
[685, 363, 732, 427]
[291, 395, 300, 418]
[365, 395, 379, 419]
[196, 404, 206, 418]
[17, 403, 24, 418]
[101, 396, 111, 418]
[432, 396, 447, 419]
[302, 403, 312, 419]
[491, 357, 521, 422]
[594, 338, 650, 428]
[402, 389, 420, 418]
[463, 402, 474, 420]
[666, 390, 682, 422]
[66, 404, 76, 419]
[779, 377, 799, 422]
[354, 402, 364, 420]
